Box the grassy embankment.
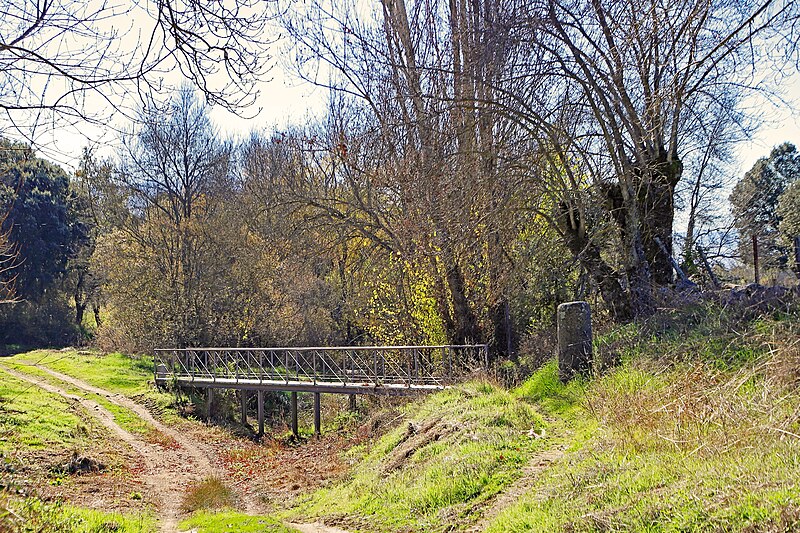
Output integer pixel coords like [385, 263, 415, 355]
[285, 381, 546, 531]
[3, 302, 800, 532]
[278, 303, 800, 531]
[485, 305, 800, 532]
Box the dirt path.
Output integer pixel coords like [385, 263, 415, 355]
[31, 365, 280, 515]
[0, 365, 199, 532]
[33, 367, 220, 475]
[10, 363, 350, 532]
[466, 446, 565, 532]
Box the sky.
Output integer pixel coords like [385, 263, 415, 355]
[32, 73, 800, 175]
[30, 71, 327, 170]
[7, 15, 800, 198]
[737, 104, 800, 173]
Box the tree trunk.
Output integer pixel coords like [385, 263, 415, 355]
[560, 205, 632, 321]
[429, 255, 456, 342]
[75, 301, 86, 326]
[444, 258, 480, 344]
[74, 269, 87, 325]
[639, 156, 682, 286]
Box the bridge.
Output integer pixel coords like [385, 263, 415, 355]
[154, 344, 488, 437]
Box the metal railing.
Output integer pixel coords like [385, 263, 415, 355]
[154, 344, 488, 389]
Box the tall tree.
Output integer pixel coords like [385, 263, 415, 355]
[284, 0, 524, 348]
[778, 180, 800, 243]
[731, 142, 800, 268]
[115, 88, 232, 347]
[502, 0, 798, 316]
[0, 138, 78, 298]
[0, 137, 92, 344]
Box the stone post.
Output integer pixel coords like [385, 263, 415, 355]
[557, 301, 593, 382]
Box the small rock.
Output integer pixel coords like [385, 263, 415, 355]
[61, 453, 105, 475]
[527, 428, 546, 439]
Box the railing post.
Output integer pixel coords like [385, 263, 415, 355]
[284, 350, 289, 384]
[447, 346, 452, 380]
[210, 351, 216, 382]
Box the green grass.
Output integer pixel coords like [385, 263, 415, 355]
[178, 511, 299, 532]
[282, 305, 800, 532]
[0, 366, 89, 453]
[92, 394, 154, 435]
[287, 381, 545, 532]
[1, 361, 157, 437]
[12, 350, 154, 396]
[1, 495, 156, 532]
[8, 350, 182, 425]
[484, 308, 800, 532]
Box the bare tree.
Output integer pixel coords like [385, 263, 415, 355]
[0, 0, 275, 139]
[499, 0, 799, 316]
[114, 87, 232, 347]
[281, 0, 529, 348]
[677, 108, 741, 274]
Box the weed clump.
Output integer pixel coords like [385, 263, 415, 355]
[181, 476, 235, 513]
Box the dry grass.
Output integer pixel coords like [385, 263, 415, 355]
[588, 317, 800, 456]
[488, 305, 800, 532]
[180, 477, 235, 513]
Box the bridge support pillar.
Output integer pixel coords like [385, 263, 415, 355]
[257, 391, 264, 437]
[349, 394, 356, 412]
[240, 390, 248, 426]
[313, 392, 321, 436]
[290, 391, 298, 437]
[205, 388, 213, 421]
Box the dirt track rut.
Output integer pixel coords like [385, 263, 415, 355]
[1, 362, 352, 533]
[0, 364, 212, 532]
